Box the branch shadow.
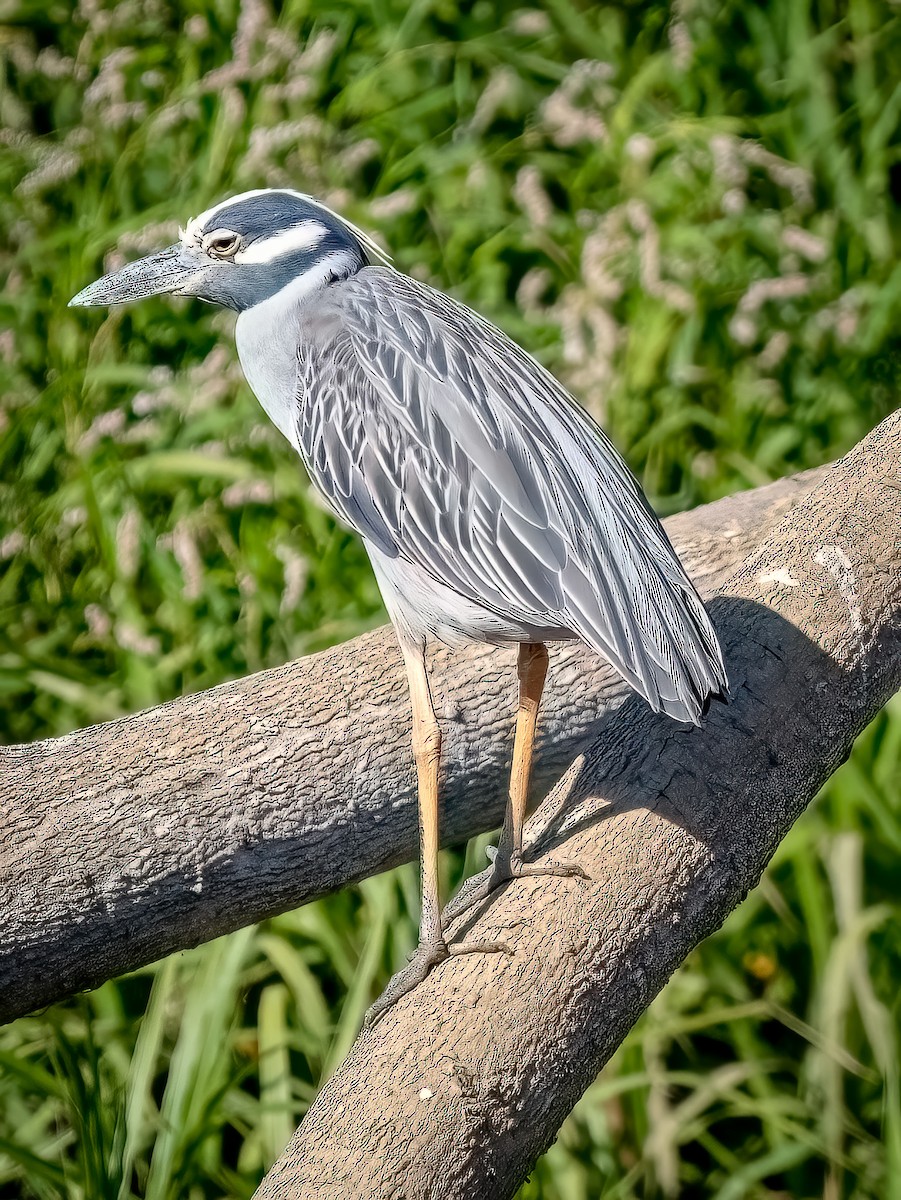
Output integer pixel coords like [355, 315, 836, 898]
[442, 594, 888, 942]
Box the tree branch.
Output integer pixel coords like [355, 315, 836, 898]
[0, 423, 890, 1044]
[251, 412, 900, 1199]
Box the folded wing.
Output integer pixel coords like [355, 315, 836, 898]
[297, 268, 728, 723]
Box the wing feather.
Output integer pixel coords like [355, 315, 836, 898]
[296, 267, 727, 722]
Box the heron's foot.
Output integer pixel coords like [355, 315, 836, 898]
[364, 934, 512, 1028]
[444, 846, 590, 929]
[495, 846, 591, 884]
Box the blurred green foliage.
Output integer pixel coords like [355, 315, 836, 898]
[0, 0, 899, 1196]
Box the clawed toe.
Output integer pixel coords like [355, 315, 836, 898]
[443, 847, 589, 934]
[364, 935, 513, 1028]
[364, 939, 449, 1028]
[449, 938, 513, 959]
[506, 851, 590, 882]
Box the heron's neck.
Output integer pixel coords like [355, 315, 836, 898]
[234, 251, 361, 446]
[234, 279, 312, 450]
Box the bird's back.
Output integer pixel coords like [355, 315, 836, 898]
[293, 267, 727, 724]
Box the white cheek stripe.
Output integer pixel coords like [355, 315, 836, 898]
[268, 249, 357, 307]
[234, 221, 330, 264]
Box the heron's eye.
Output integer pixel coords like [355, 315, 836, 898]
[206, 232, 240, 259]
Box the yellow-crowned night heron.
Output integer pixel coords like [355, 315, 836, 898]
[71, 189, 728, 1021]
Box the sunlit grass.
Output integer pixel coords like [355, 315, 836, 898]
[1, 0, 899, 1195]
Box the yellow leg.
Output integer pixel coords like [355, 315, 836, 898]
[399, 636, 444, 950]
[441, 640, 587, 938]
[364, 635, 513, 1027]
[498, 642, 549, 863]
[492, 642, 587, 883]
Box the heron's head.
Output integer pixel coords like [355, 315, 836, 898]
[69, 189, 388, 313]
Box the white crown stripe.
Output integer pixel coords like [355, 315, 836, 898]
[235, 221, 330, 264]
[182, 188, 276, 243]
[300, 195, 392, 266]
[181, 188, 392, 265]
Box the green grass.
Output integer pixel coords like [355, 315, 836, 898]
[1, 0, 899, 1195]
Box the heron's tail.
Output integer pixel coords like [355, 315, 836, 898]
[560, 528, 729, 726]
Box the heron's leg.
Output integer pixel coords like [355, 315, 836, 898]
[402, 634, 445, 955]
[496, 642, 585, 878]
[496, 641, 549, 871]
[365, 636, 510, 1027]
[445, 643, 587, 929]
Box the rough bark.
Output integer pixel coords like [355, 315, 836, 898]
[0, 421, 893, 1054]
[251, 412, 901, 1199]
[0, 464, 816, 1026]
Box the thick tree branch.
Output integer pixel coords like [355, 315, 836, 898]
[0, 425, 892, 1039]
[251, 413, 900, 1198]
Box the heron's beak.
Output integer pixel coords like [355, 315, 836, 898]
[68, 244, 204, 308]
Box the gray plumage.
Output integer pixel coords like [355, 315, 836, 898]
[294, 269, 726, 723]
[70, 189, 729, 1020]
[70, 188, 728, 724]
